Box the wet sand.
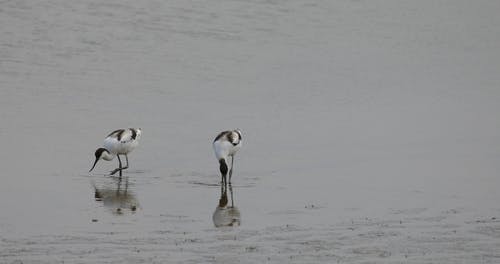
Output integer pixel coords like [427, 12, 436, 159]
[1, 0, 500, 263]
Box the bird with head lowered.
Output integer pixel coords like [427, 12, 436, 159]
[90, 128, 142, 177]
[213, 129, 242, 185]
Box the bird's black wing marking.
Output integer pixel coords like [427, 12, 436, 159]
[234, 130, 242, 140]
[214, 131, 229, 142]
[107, 129, 125, 140]
[228, 131, 241, 145]
[230, 132, 239, 146]
[117, 130, 126, 141]
[129, 128, 137, 140]
[227, 133, 236, 144]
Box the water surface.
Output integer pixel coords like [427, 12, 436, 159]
[1, 0, 500, 263]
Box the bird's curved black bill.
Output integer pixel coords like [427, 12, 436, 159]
[89, 158, 99, 172]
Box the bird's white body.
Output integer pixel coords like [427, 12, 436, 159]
[213, 129, 242, 184]
[104, 128, 142, 156]
[213, 130, 242, 163]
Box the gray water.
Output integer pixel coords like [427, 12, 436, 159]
[1, 0, 500, 263]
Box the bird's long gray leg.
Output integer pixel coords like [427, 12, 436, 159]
[110, 155, 123, 176]
[118, 155, 123, 177]
[229, 155, 234, 183]
[122, 154, 129, 170]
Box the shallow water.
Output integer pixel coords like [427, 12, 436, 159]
[1, 0, 500, 263]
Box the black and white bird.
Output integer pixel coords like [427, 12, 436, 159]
[90, 128, 142, 176]
[213, 129, 242, 184]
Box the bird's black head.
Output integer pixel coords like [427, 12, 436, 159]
[90, 148, 108, 172]
[219, 159, 228, 176]
[95, 148, 107, 159]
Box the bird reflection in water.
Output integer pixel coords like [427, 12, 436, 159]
[213, 183, 241, 227]
[94, 176, 139, 215]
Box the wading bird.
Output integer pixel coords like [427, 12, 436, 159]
[90, 128, 142, 176]
[213, 129, 242, 184]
